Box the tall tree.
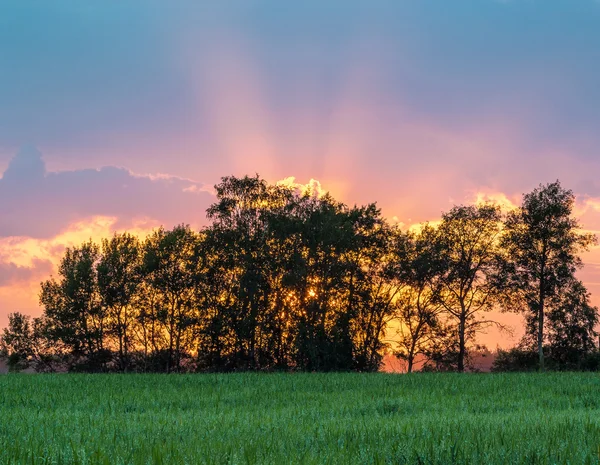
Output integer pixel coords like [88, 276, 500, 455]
[500, 181, 596, 370]
[96, 233, 142, 371]
[346, 210, 401, 372]
[40, 240, 109, 371]
[278, 194, 360, 371]
[142, 225, 200, 373]
[205, 175, 292, 370]
[393, 225, 445, 373]
[436, 204, 503, 372]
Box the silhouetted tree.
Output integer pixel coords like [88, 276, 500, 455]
[546, 278, 598, 369]
[204, 175, 293, 370]
[97, 233, 142, 371]
[4, 175, 598, 374]
[40, 240, 110, 371]
[347, 209, 402, 371]
[499, 181, 596, 370]
[0, 312, 34, 371]
[0, 313, 59, 372]
[271, 193, 353, 371]
[393, 225, 445, 373]
[436, 204, 504, 372]
[142, 225, 201, 373]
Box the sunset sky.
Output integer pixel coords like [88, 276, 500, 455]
[2, 1, 600, 348]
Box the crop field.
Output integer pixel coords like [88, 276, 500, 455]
[0, 373, 599, 464]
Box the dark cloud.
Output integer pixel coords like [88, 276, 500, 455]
[0, 258, 53, 287]
[1, 144, 45, 183]
[0, 147, 214, 238]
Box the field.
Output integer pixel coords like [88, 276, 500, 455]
[0, 373, 599, 464]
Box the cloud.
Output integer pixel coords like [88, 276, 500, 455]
[0, 259, 52, 287]
[0, 214, 165, 326]
[0, 146, 215, 239]
[276, 176, 327, 198]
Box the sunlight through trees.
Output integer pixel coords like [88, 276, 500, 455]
[1, 177, 598, 373]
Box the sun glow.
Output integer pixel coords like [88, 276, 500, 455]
[0, 215, 160, 326]
[276, 177, 327, 198]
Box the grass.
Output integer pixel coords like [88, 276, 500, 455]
[0, 373, 599, 464]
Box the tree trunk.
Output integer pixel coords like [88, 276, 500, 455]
[117, 307, 124, 372]
[458, 314, 466, 372]
[167, 303, 175, 374]
[407, 336, 418, 373]
[538, 271, 545, 371]
[538, 293, 545, 371]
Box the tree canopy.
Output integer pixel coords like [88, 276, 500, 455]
[1, 176, 598, 373]
[498, 181, 597, 370]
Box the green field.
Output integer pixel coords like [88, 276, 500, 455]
[0, 373, 599, 464]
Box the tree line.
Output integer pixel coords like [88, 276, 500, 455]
[1, 176, 598, 373]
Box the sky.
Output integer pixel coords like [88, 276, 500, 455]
[2, 0, 600, 348]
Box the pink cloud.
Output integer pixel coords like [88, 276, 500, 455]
[0, 146, 215, 239]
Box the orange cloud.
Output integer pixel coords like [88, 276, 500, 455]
[0, 215, 159, 327]
[276, 176, 327, 198]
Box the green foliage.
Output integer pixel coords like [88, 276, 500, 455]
[0, 373, 600, 464]
[0, 313, 60, 372]
[23, 176, 403, 372]
[39, 240, 111, 371]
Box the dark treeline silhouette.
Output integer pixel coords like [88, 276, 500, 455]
[1, 177, 599, 373]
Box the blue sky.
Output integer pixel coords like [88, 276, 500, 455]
[2, 1, 599, 174]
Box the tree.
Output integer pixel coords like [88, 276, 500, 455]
[436, 204, 504, 372]
[275, 194, 395, 371]
[346, 210, 401, 372]
[500, 181, 596, 370]
[0, 312, 34, 371]
[204, 175, 399, 371]
[204, 175, 293, 370]
[393, 225, 444, 373]
[40, 240, 110, 371]
[492, 279, 599, 371]
[546, 278, 598, 369]
[96, 233, 142, 371]
[0, 313, 59, 372]
[142, 225, 201, 373]
[268, 192, 354, 371]
[7, 174, 598, 375]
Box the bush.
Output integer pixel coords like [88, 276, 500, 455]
[492, 348, 539, 372]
